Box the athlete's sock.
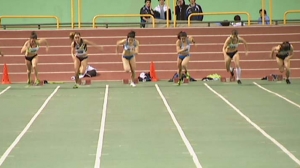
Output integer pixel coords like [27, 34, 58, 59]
[236, 68, 241, 80]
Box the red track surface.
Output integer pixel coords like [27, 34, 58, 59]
[0, 26, 299, 82]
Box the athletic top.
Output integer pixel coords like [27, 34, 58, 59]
[75, 39, 88, 57]
[28, 43, 40, 54]
[277, 49, 291, 56]
[228, 40, 239, 49]
[123, 40, 137, 51]
[228, 42, 238, 49]
[180, 40, 191, 52]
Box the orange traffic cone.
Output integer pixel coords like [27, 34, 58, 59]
[150, 61, 158, 82]
[2, 63, 11, 84]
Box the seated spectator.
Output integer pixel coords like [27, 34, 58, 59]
[154, 0, 172, 20]
[186, 0, 203, 21]
[175, 0, 188, 20]
[231, 15, 245, 26]
[258, 9, 270, 25]
[216, 20, 230, 26]
[140, 0, 155, 28]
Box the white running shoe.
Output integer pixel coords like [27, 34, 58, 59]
[130, 82, 136, 87]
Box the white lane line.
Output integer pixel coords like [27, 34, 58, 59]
[2, 68, 300, 75]
[155, 84, 202, 168]
[204, 83, 300, 166]
[253, 82, 300, 109]
[4, 59, 300, 66]
[0, 86, 11, 96]
[0, 33, 300, 40]
[1, 41, 300, 48]
[0, 86, 61, 166]
[2, 50, 300, 57]
[94, 85, 109, 168]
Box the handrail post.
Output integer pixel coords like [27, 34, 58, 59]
[261, 0, 265, 25]
[269, 0, 273, 25]
[166, 0, 169, 28]
[173, 0, 176, 27]
[78, 0, 82, 28]
[71, 0, 75, 28]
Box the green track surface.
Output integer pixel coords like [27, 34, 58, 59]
[0, 80, 299, 168]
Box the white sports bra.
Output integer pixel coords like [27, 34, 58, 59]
[180, 40, 191, 52]
[123, 40, 136, 51]
[228, 37, 240, 49]
[28, 45, 39, 54]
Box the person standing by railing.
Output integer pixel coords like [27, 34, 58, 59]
[186, 0, 203, 21]
[175, 0, 188, 21]
[140, 0, 155, 28]
[154, 0, 172, 20]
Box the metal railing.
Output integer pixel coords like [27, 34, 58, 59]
[71, 0, 82, 28]
[187, 12, 251, 27]
[261, 0, 266, 25]
[284, 10, 300, 24]
[0, 15, 60, 29]
[92, 14, 155, 28]
[165, 0, 170, 27]
[269, 0, 273, 25]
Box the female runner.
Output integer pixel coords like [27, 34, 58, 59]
[176, 31, 195, 86]
[270, 41, 294, 84]
[116, 31, 140, 87]
[69, 32, 103, 88]
[222, 29, 248, 84]
[21, 31, 49, 85]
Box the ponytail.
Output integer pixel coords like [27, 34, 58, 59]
[231, 29, 238, 36]
[280, 41, 291, 51]
[127, 31, 136, 39]
[30, 31, 38, 39]
[177, 31, 183, 39]
[69, 32, 75, 40]
[177, 31, 187, 39]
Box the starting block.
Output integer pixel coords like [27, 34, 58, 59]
[267, 74, 283, 81]
[79, 78, 92, 85]
[173, 78, 179, 83]
[277, 75, 283, 81]
[173, 78, 189, 83]
[122, 79, 129, 84]
[122, 79, 139, 84]
[220, 77, 236, 82]
[220, 77, 226, 82]
[230, 76, 236, 82]
[29, 80, 44, 86]
[183, 78, 190, 83]
[267, 75, 274, 81]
